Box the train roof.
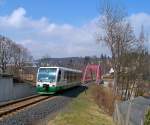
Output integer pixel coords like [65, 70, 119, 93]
[39, 67, 82, 73]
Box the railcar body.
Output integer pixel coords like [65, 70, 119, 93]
[36, 67, 82, 94]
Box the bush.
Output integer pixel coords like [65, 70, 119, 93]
[144, 108, 150, 125]
[92, 85, 119, 115]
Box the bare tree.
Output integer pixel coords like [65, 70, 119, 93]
[0, 35, 33, 77]
[97, 1, 137, 95]
[0, 36, 13, 73]
[96, 1, 150, 100]
[11, 43, 33, 77]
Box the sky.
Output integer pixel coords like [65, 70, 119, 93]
[0, 0, 150, 58]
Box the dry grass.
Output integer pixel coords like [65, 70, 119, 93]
[48, 85, 115, 125]
[92, 85, 119, 115]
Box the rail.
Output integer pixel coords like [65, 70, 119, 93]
[0, 95, 52, 118]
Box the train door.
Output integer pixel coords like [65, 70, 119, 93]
[57, 69, 61, 86]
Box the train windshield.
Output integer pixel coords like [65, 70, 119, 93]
[38, 68, 57, 82]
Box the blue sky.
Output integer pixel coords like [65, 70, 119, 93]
[0, 0, 150, 58]
[1, 0, 150, 26]
[0, 0, 100, 26]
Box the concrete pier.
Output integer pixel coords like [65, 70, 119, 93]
[0, 77, 13, 102]
[0, 76, 36, 103]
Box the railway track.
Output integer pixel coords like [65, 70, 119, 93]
[0, 94, 52, 119]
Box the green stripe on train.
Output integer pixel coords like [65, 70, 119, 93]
[36, 83, 80, 94]
[36, 86, 64, 93]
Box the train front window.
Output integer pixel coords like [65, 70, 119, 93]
[38, 68, 57, 82]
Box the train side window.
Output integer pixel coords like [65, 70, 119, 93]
[64, 71, 67, 80]
[67, 71, 69, 81]
[69, 71, 71, 82]
[74, 73, 76, 81]
[58, 70, 61, 82]
[70, 72, 72, 82]
[71, 72, 73, 82]
[72, 72, 74, 81]
[65, 71, 68, 81]
[75, 73, 77, 81]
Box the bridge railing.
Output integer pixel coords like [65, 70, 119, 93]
[81, 64, 102, 84]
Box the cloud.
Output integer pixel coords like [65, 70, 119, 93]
[0, 7, 149, 58]
[129, 13, 150, 34]
[0, 7, 26, 28]
[0, 7, 110, 58]
[128, 13, 150, 50]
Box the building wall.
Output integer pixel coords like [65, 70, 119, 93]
[0, 77, 13, 101]
[13, 83, 36, 100]
[0, 77, 36, 103]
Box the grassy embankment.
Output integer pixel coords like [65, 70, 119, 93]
[48, 85, 115, 125]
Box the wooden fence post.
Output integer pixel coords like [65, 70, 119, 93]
[116, 102, 121, 125]
[125, 101, 132, 125]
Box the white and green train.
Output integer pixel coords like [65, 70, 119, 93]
[36, 67, 82, 94]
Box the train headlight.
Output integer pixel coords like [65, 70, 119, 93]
[36, 83, 41, 87]
[38, 80, 42, 82]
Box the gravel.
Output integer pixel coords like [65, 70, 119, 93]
[0, 85, 87, 125]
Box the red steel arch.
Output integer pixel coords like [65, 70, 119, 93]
[82, 64, 102, 84]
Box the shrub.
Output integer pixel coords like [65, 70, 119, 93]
[144, 108, 150, 125]
[92, 85, 119, 115]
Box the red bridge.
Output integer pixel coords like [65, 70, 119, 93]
[82, 64, 102, 84]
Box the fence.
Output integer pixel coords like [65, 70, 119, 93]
[113, 96, 150, 125]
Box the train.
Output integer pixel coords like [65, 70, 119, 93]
[36, 67, 82, 94]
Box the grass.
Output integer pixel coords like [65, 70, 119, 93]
[48, 85, 115, 125]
